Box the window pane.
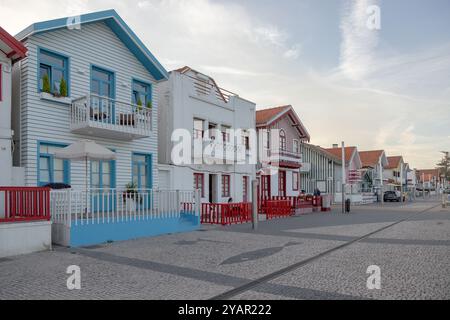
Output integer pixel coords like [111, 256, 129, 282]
[92, 80, 100, 95]
[41, 52, 64, 68]
[102, 174, 110, 187]
[54, 170, 64, 183]
[92, 161, 100, 173]
[102, 162, 110, 174]
[40, 157, 49, 170]
[53, 69, 64, 91]
[92, 69, 110, 82]
[40, 170, 50, 183]
[101, 82, 110, 97]
[54, 159, 64, 171]
[92, 174, 100, 188]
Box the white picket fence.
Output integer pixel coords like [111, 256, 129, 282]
[51, 189, 200, 227]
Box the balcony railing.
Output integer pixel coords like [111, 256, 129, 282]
[267, 148, 303, 166]
[70, 94, 152, 140]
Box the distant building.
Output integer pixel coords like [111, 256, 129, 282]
[323, 146, 363, 203]
[255, 105, 310, 198]
[384, 156, 408, 190]
[358, 150, 388, 192]
[416, 169, 442, 191]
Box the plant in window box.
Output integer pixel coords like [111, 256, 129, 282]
[42, 74, 51, 94]
[59, 77, 68, 97]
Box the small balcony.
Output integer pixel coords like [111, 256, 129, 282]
[70, 94, 152, 141]
[268, 149, 303, 169]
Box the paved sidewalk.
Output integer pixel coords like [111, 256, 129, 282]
[0, 200, 448, 300]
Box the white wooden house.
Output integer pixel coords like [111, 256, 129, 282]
[158, 67, 256, 203]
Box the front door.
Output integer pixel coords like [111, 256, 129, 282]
[261, 175, 271, 199]
[91, 159, 116, 212]
[91, 66, 115, 123]
[132, 153, 152, 209]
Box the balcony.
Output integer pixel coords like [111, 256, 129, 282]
[268, 149, 303, 169]
[70, 94, 152, 141]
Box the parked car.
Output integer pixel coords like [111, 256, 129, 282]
[384, 191, 401, 202]
[443, 188, 450, 194]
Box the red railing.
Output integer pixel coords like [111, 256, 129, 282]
[201, 203, 252, 225]
[266, 200, 292, 220]
[0, 187, 51, 223]
[259, 195, 322, 214]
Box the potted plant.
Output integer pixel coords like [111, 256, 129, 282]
[42, 74, 51, 94]
[123, 182, 139, 212]
[59, 77, 68, 97]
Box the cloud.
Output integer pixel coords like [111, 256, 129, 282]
[339, 0, 380, 80]
[0, 0, 448, 168]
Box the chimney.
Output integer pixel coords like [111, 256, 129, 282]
[332, 144, 339, 148]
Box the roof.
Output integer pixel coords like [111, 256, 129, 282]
[359, 150, 385, 168]
[256, 105, 311, 141]
[323, 147, 357, 165]
[0, 26, 27, 61]
[256, 106, 291, 125]
[15, 9, 168, 81]
[304, 144, 342, 164]
[385, 156, 403, 169]
[416, 169, 440, 178]
[171, 66, 230, 103]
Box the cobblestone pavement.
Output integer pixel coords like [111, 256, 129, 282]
[0, 199, 448, 300]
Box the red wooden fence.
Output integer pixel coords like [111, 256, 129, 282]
[201, 203, 252, 225]
[0, 187, 51, 223]
[265, 200, 292, 220]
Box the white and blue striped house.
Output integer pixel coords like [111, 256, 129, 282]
[12, 10, 167, 192]
[11, 10, 200, 247]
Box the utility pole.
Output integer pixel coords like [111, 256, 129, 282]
[341, 142, 346, 213]
[400, 162, 404, 201]
[379, 159, 384, 205]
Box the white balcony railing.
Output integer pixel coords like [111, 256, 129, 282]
[268, 148, 303, 164]
[70, 94, 152, 140]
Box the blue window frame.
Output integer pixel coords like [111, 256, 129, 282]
[38, 49, 69, 96]
[90, 66, 115, 123]
[91, 66, 115, 98]
[132, 79, 152, 108]
[90, 159, 116, 190]
[37, 142, 70, 186]
[132, 153, 152, 189]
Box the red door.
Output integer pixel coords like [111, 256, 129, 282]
[261, 175, 271, 199]
[279, 171, 286, 197]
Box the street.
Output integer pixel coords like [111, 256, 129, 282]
[0, 199, 448, 300]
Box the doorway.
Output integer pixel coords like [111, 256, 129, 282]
[209, 174, 218, 203]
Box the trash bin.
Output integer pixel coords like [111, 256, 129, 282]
[345, 199, 351, 213]
[321, 194, 331, 212]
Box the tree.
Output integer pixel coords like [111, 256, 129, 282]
[437, 152, 450, 183]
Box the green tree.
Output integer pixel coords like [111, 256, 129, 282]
[42, 74, 51, 94]
[59, 77, 67, 97]
[437, 152, 450, 182]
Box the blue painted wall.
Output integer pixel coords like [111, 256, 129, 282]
[69, 213, 200, 247]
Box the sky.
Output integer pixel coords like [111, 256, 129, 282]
[1, 0, 449, 169]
